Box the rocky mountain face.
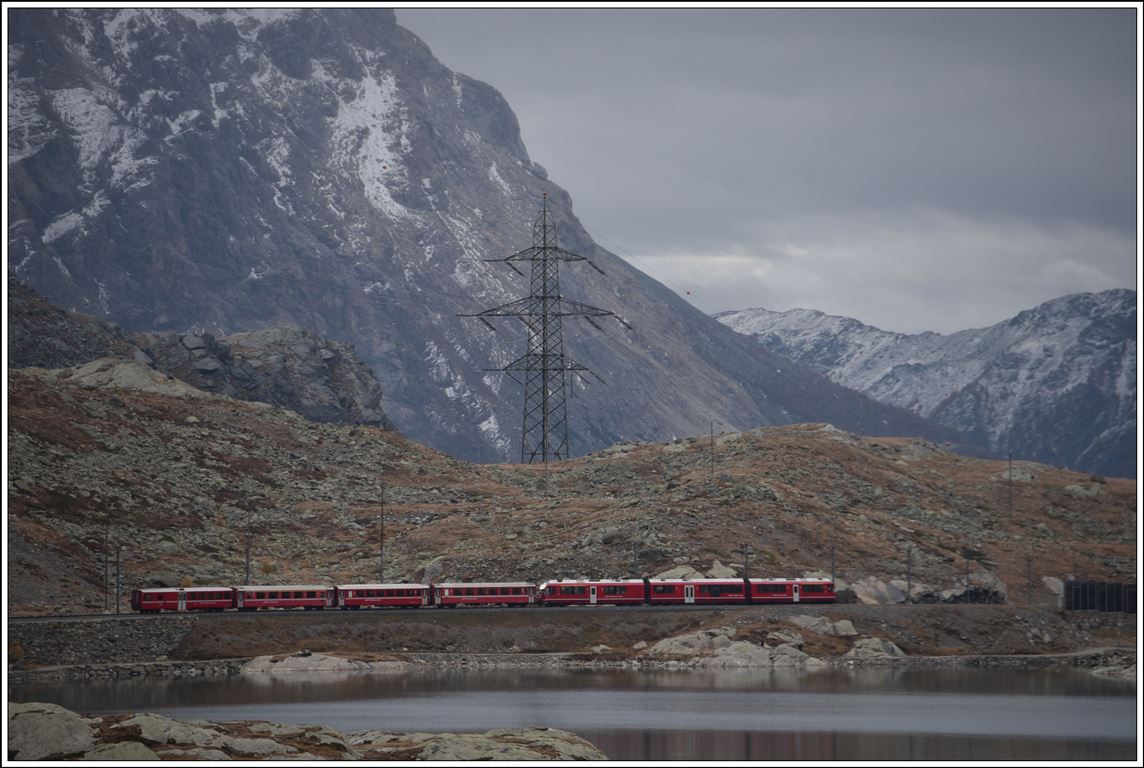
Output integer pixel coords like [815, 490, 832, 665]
[716, 290, 1138, 479]
[9, 279, 389, 429]
[8, 8, 968, 461]
[7, 362, 1134, 615]
[7, 278, 144, 368]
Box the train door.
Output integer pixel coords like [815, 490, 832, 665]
[792, 584, 800, 603]
[589, 585, 598, 605]
[684, 584, 695, 604]
[177, 590, 187, 612]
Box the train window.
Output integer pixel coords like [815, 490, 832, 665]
[703, 584, 743, 596]
[803, 585, 823, 593]
[653, 585, 676, 594]
[604, 586, 626, 595]
[257, 592, 266, 599]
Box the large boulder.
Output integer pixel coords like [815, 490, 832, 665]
[850, 577, 905, 605]
[786, 615, 859, 637]
[844, 638, 907, 659]
[81, 741, 160, 760]
[7, 701, 95, 760]
[113, 713, 225, 747]
[698, 641, 774, 668]
[646, 628, 732, 657]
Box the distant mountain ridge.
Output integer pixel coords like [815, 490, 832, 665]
[8, 8, 969, 460]
[716, 290, 1137, 478]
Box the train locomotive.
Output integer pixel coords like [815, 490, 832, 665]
[130, 576, 834, 613]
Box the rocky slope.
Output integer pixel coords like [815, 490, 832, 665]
[6, 359, 1134, 616]
[6, 702, 606, 761]
[716, 290, 1137, 478]
[8, 8, 969, 462]
[9, 279, 389, 428]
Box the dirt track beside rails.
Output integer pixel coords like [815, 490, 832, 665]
[11, 603, 1135, 669]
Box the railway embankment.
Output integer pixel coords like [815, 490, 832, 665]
[8, 603, 1136, 683]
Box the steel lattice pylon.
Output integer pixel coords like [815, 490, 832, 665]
[461, 194, 628, 463]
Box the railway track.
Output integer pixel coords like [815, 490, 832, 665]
[7, 602, 764, 624]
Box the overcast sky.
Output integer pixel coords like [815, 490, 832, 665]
[399, 7, 1138, 334]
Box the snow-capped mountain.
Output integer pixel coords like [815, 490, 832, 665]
[716, 290, 1137, 478]
[8, 8, 965, 461]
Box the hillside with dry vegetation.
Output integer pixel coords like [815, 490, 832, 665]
[7, 360, 1136, 616]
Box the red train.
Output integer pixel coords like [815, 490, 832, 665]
[131, 577, 834, 614]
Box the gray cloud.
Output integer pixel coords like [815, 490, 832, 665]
[399, 8, 1138, 333]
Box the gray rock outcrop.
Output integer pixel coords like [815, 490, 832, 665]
[7, 702, 607, 761]
[844, 638, 907, 659]
[7, 701, 95, 760]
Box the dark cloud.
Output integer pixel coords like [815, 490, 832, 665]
[399, 8, 1138, 333]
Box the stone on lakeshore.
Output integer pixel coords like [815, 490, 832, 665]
[157, 747, 232, 760]
[766, 628, 804, 647]
[241, 652, 407, 675]
[787, 615, 834, 635]
[645, 628, 732, 657]
[699, 641, 773, 668]
[81, 741, 160, 760]
[845, 638, 907, 658]
[7, 701, 95, 760]
[352, 728, 606, 761]
[114, 712, 221, 746]
[831, 619, 859, 637]
[216, 734, 298, 756]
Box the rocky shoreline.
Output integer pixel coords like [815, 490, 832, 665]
[9, 645, 1135, 686]
[6, 702, 607, 761]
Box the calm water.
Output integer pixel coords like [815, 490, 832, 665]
[10, 667, 1138, 760]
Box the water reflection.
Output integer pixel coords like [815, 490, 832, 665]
[586, 729, 1136, 761]
[9, 667, 1136, 761]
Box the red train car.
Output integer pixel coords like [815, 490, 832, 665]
[234, 585, 334, 611]
[748, 578, 836, 604]
[131, 587, 236, 613]
[538, 579, 646, 606]
[646, 578, 748, 605]
[336, 583, 430, 609]
[432, 582, 537, 607]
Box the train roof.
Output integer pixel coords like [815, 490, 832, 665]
[134, 586, 234, 593]
[645, 577, 746, 583]
[337, 583, 430, 590]
[538, 579, 644, 585]
[432, 581, 535, 588]
[234, 584, 333, 591]
[746, 577, 833, 582]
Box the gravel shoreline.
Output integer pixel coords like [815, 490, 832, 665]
[9, 646, 1136, 685]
